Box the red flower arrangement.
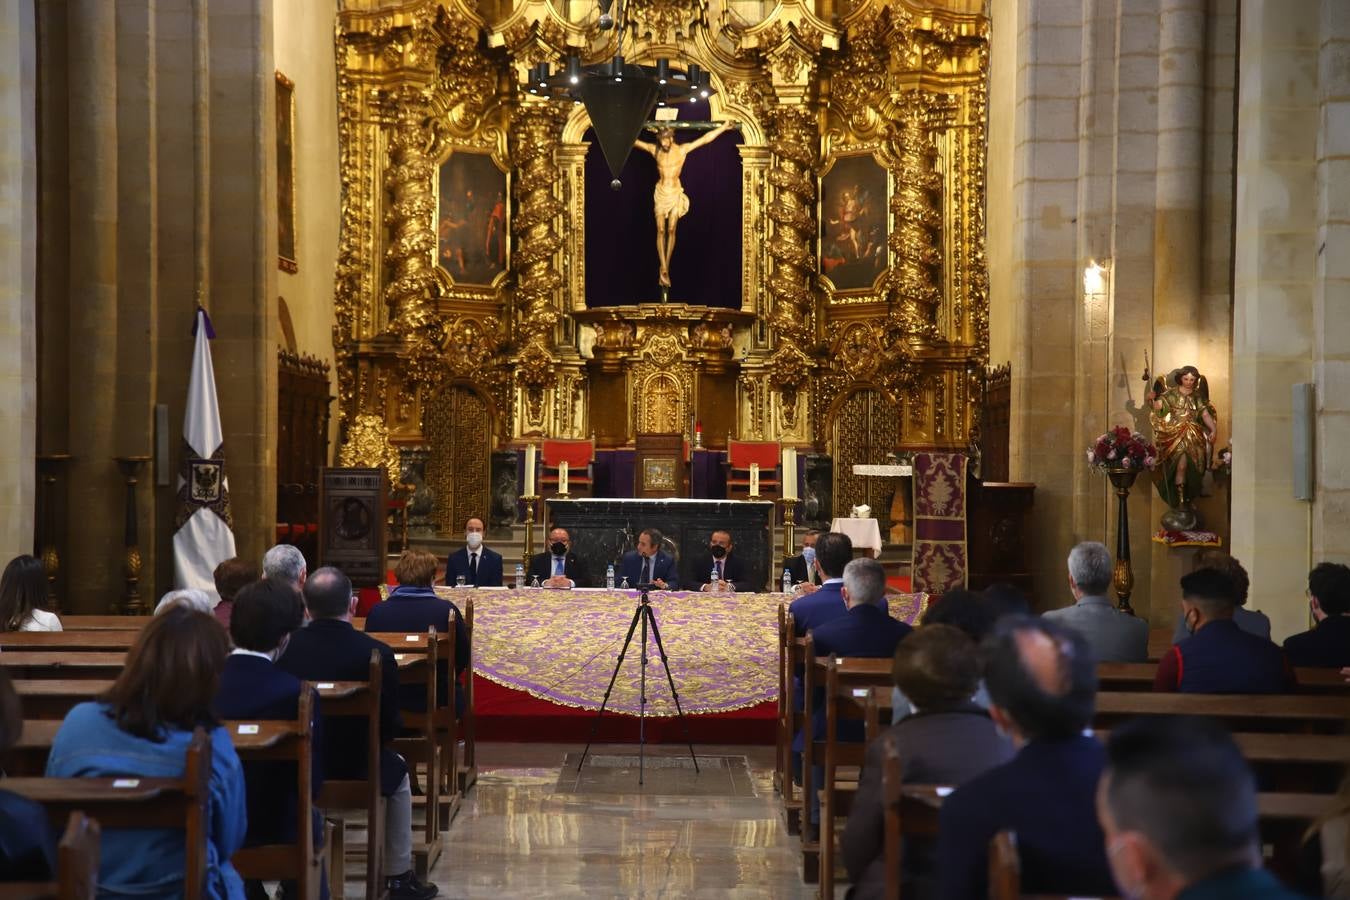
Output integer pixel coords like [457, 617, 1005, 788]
[1087, 426, 1158, 472]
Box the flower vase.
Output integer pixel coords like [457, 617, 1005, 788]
[1106, 467, 1138, 615]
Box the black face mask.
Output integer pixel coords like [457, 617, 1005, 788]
[550, 542, 568, 556]
[709, 544, 728, 559]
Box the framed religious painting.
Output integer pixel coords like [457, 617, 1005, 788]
[436, 149, 509, 288]
[818, 151, 890, 295]
[276, 71, 297, 274]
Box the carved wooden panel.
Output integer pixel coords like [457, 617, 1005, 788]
[832, 388, 901, 538]
[425, 386, 491, 534]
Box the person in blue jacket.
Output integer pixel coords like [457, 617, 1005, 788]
[46, 606, 247, 900]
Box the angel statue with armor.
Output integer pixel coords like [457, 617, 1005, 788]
[1148, 365, 1217, 529]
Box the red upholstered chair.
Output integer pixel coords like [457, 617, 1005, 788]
[541, 438, 596, 499]
[726, 440, 781, 500]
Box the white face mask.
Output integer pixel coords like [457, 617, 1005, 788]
[466, 532, 483, 550]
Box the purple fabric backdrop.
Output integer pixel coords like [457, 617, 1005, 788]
[584, 99, 743, 308]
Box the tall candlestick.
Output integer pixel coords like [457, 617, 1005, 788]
[524, 444, 537, 496]
[781, 448, 798, 501]
[558, 460, 569, 496]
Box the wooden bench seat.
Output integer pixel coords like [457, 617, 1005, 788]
[5, 728, 212, 900]
[1097, 662, 1350, 693]
[0, 810, 99, 900]
[1, 652, 127, 680]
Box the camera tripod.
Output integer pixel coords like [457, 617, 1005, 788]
[577, 587, 699, 784]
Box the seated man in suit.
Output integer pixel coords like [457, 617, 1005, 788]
[1098, 717, 1304, 900]
[784, 529, 823, 589]
[365, 549, 469, 715]
[619, 528, 679, 590]
[1043, 541, 1148, 662]
[1170, 551, 1270, 644]
[1155, 567, 1294, 693]
[689, 529, 754, 593]
[794, 557, 911, 834]
[263, 543, 308, 592]
[1284, 562, 1350, 668]
[444, 516, 503, 588]
[844, 624, 1014, 899]
[938, 616, 1115, 899]
[787, 531, 853, 637]
[277, 567, 438, 900]
[528, 526, 592, 588]
[215, 578, 325, 900]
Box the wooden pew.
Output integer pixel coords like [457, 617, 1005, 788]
[0, 811, 100, 900]
[880, 736, 949, 900]
[1094, 692, 1350, 732]
[458, 596, 477, 793]
[780, 613, 805, 836]
[5, 728, 212, 900]
[1098, 662, 1350, 694]
[57, 615, 154, 631]
[12, 680, 113, 719]
[799, 633, 821, 881]
[819, 656, 895, 899]
[987, 830, 1020, 900]
[227, 686, 324, 900]
[0, 632, 138, 653]
[314, 653, 387, 900]
[368, 629, 451, 876]
[1, 652, 126, 681]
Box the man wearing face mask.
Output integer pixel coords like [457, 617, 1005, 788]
[1154, 567, 1294, 693]
[444, 516, 503, 588]
[785, 529, 822, 590]
[528, 527, 592, 588]
[690, 529, 752, 592]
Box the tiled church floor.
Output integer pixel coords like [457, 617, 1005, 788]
[419, 742, 819, 899]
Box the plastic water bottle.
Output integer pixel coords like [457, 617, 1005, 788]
[782, 568, 793, 594]
[514, 564, 525, 590]
[710, 567, 722, 592]
[605, 564, 615, 589]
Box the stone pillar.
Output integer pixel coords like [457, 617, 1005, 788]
[0, 0, 38, 561]
[1313, 2, 1350, 564]
[66, 0, 125, 611]
[1230, 0, 1320, 640]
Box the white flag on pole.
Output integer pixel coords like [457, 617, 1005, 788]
[172, 307, 237, 603]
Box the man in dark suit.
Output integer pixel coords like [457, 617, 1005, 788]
[1098, 717, 1305, 900]
[787, 531, 852, 637]
[619, 527, 679, 590]
[527, 526, 593, 588]
[215, 578, 325, 900]
[784, 529, 823, 588]
[443, 516, 503, 587]
[278, 567, 437, 900]
[1155, 567, 1294, 693]
[795, 557, 910, 834]
[365, 549, 469, 715]
[843, 625, 1013, 898]
[687, 529, 754, 592]
[937, 616, 1115, 899]
[1284, 562, 1350, 667]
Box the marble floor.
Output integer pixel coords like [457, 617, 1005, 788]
[419, 742, 818, 900]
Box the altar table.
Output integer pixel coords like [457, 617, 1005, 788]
[436, 586, 927, 716]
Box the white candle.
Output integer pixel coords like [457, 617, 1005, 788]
[558, 460, 569, 495]
[524, 444, 537, 496]
[782, 448, 798, 501]
[750, 463, 760, 497]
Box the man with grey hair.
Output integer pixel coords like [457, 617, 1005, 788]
[262, 544, 307, 591]
[1044, 541, 1147, 662]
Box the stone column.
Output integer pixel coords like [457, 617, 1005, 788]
[66, 0, 124, 610]
[1313, 0, 1350, 562]
[1230, 0, 1320, 640]
[0, 0, 38, 560]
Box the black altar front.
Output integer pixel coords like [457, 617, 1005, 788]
[545, 498, 775, 592]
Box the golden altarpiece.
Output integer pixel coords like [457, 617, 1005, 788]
[333, 0, 989, 531]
